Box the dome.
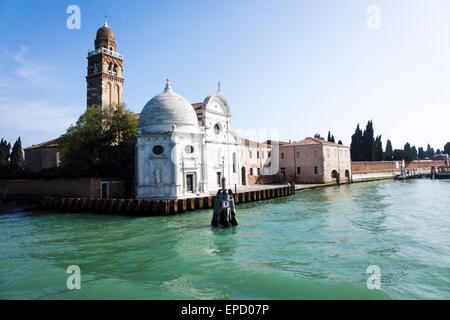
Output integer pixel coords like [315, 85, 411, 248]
[139, 79, 199, 133]
[96, 26, 115, 41]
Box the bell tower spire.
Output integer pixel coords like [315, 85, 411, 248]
[86, 20, 124, 110]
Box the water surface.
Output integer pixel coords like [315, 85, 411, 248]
[0, 179, 449, 299]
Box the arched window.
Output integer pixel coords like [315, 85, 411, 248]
[116, 85, 120, 106]
[107, 82, 112, 106]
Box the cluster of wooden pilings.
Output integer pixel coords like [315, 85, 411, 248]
[39, 185, 294, 216]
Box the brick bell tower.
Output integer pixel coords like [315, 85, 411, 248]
[86, 17, 124, 110]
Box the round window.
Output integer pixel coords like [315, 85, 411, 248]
[152, 145, 164, 155]
[185, 145, 194, 154]
[214, 123, 221, 135]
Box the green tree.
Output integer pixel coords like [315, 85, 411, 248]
[10, 137, 24, 170]
[411, 146, 418, 160]
[338, 140, 343, 145]
[313, 133, 324, 140]
[375, 135, 383, 161]
[385, 139, 393, 154]
[418, 147, 425, 160]
[58, 105, 138, 178]
[444, 142, 450, 155]
[362, 120, 376, 161]
[425, 144, 434, 159]
[0, 139, 11, 177]
[350, 124, 364, 161]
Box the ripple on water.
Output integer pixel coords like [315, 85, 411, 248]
[0, 179, 449, 299]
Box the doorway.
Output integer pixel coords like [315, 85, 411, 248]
[186, 174, 194, 192]
[101, 182, 109, 199]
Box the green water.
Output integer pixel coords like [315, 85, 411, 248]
[0, 179, 449, 299]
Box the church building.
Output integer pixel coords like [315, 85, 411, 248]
[135, 80, 243, 199]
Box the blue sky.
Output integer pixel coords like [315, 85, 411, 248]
[0, 0, 449, 151]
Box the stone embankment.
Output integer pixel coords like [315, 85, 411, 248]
[39, 185, 295, 216]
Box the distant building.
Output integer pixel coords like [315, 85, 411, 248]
[241, 139, 281, 185]
[432, 153, 449, 161]
[278, 137, 351, 183]
[23, 139, 61, 173]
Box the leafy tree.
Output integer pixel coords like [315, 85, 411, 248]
[58, 105, 138, 178]
[392, 149, 411, 161]
[375, 135, 383, 161]
[10, 137, 24, 175]
[444, 142, 450, 155]
[435, 149, 441, 155]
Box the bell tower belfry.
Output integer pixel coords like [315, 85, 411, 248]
[86, 18, 124, 110]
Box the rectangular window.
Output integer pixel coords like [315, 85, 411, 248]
[250, 168, 254, 176]
[280, 168, 286, 180]
[296, 151, 300, 159]
[297, 167, 301, 175]
[257, 168, 261, 176]
[268, 151, 271, 158]
[313, 150, 318, 158]
[314, 166, 319, 175]
[217, 172, 222, 186]
[249, 151, 252, 159]
[257, 151, 260, 159]
[280, 152, 285, 160]
[262, 151, 265, 159]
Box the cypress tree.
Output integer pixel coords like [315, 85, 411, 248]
[375, 135, 383, 161]
[327, 131, 332, 142]
[350, 124, 363, 161]
[10, 137, 24, 171]
[411, 146, 418, 160]
[418, 147, 425, 160]
[385, 140, 393, 154]
[426, 144, 434, 159]
[330, 135, 335, 143]
[362, 120, 376, 161]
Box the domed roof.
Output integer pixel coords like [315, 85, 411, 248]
[96, 18, 115, 41]
[139, 79, 200, 133]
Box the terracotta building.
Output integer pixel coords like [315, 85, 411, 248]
[241, 139, 281, 185]
[278, 137, 352, 184]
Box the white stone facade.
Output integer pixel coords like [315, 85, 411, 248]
[135, 80, 243, 199]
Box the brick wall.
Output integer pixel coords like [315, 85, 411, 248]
[0, 178, 122, 199]
[351, 160, 445, 174]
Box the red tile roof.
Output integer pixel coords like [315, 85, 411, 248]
[24, 138, 60, 151]
[283, 137, 347, 147]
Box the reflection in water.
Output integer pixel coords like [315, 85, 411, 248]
[0, 180, 449, 299]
